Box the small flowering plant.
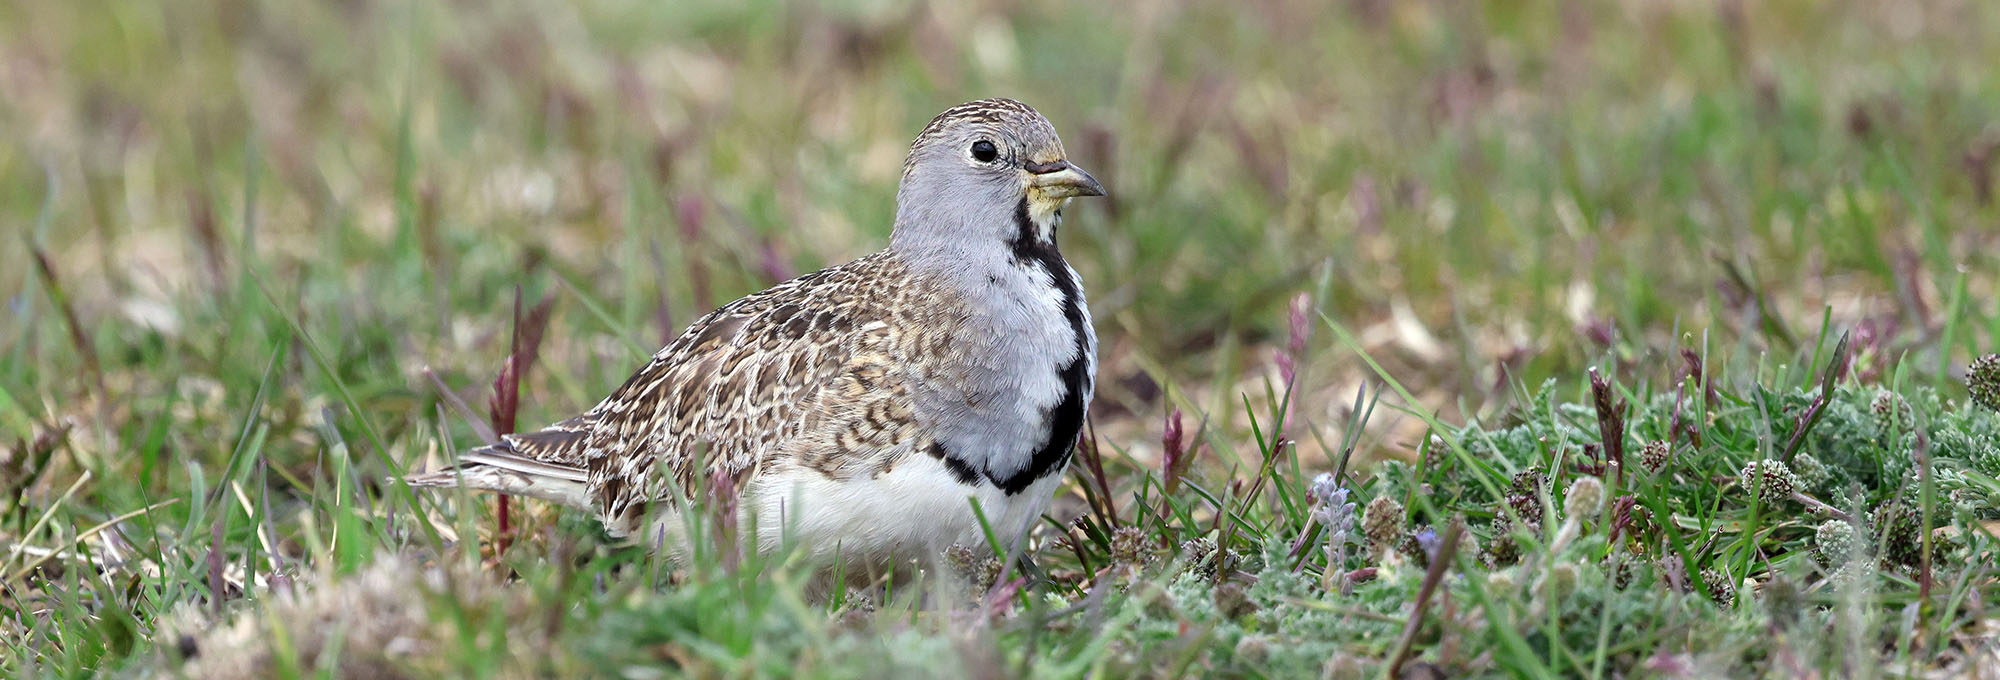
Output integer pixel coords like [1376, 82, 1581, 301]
[1309, 473, 1359, 592]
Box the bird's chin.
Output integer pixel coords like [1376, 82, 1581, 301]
[1032, 187, 1080, 209]
[1025, 190, 1073, 218]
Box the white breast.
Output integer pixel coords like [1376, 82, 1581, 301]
[917, 255, 1094, 485]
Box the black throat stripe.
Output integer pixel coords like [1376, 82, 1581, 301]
[980, 198, 1091, 495]
[926, 202, 1090, 495]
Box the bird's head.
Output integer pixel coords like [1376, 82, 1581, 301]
[891, 99, 1104, 255]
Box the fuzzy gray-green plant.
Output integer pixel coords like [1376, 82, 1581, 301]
[1871, 390, 1916, 432]
[1563, 477, 1605, 518]
[1639, 439, 1672, 473]
[1360, 496, 1405, 558]
[1790, 452, 1833, 495]
[1872, 503, 1926, 569]
[1701, 569, 1736, 608]
[1971, 354, 2000, 413]
[150, 556, 537, 680]
[1813, 519, 1858, 568]
[1737, 460, 1798, 504]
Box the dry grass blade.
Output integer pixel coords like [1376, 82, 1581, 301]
[1589, 368, 1628, 488]
[1389, 520, 1463, 677]
[207, 520, 226, 615]
[1078, 420, 1118, 529]
[1780, 331, 1852, 464]
[1788, 491, 1853, 522]
[484, 286, 556, 553]
[5, 498, 181, 584]
[2, 421, 71, 514]
[29, 246, 106, 414]
[707, 468, 740, 573]
[1160, 408, 1187, 497]
[423, 368, 501, 447]
[1714, 253, 1798, 351]
[3, 470, 92, 572]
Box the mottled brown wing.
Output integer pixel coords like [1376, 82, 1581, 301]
[485, 415, 595, 468]
[579, 253, 909, 534]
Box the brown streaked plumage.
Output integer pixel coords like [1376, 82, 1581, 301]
[407, 98, 1105, 569]
[415, 252, 957, 536]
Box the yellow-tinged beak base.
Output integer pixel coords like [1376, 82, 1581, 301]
[1026, 159, 1106, 198]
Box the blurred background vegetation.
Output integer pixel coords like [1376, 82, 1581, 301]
[6, 0, 2000, 675]
[3, 0, 1998, 523]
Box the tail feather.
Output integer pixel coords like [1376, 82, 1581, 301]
[403, 446, 591, 509]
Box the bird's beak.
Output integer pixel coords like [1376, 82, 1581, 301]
[1025, 159, 1106, 198]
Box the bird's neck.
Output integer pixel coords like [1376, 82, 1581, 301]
[891, 197, 1094, 496]
[889, 197, 1066, 289]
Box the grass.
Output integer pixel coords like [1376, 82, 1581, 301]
[4, 0, 2000, 677]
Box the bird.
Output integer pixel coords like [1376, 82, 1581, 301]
[407, 98, 1105, 576]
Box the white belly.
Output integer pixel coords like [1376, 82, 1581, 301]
[648, 456, 1060, 574]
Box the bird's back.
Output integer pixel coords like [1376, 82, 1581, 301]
[414, 251, 963, 537]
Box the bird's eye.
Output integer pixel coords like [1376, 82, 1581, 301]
[970, 140, 998, 163]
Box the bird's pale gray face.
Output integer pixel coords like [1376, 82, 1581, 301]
[892, 99, 1104, 251]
